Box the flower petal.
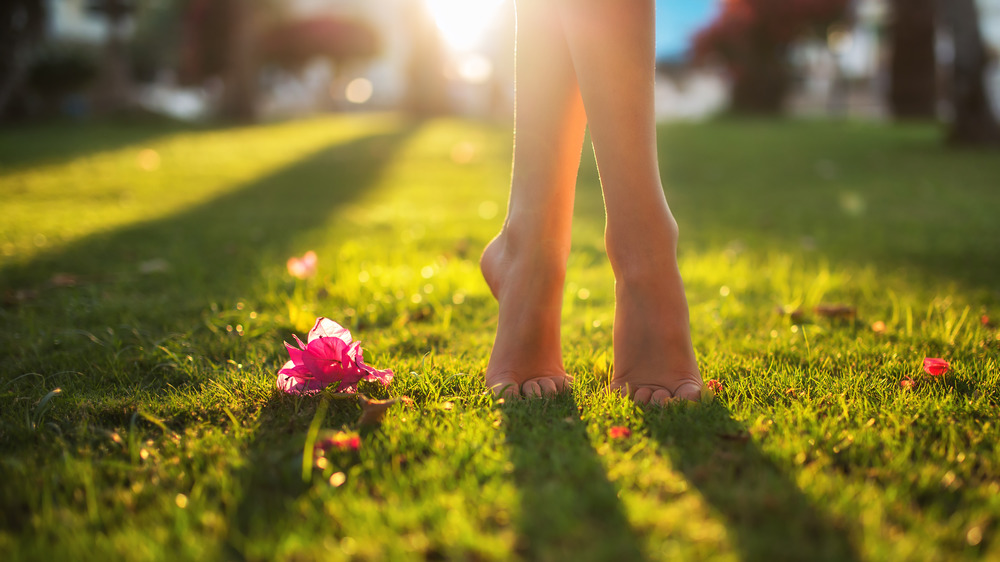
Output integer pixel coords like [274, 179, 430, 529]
[922, 357, 950, 377]
[308, 317, 353, 344]
[608, 426, 631, 439]
[302, 250, 318, 269]
[361, 365, 394, 385]
[284, 341, 306, 365]
[277, 360, 315, 394]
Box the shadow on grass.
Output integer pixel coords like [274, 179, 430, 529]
[645, 401, 859, 561]
[502, 395, 647, 561]
[0, 121, 420, 552]
[0, 123, 418, 429]
[222, 394, 364, 559]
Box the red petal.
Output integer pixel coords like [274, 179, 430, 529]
[608, 426, 631, 439]
[922, 357, 950, 377]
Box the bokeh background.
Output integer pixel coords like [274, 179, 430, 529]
[2, 0, 999, 143]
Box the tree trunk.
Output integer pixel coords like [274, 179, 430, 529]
[94, 14, 131, 114]
[937, 0, 1000, 145]
[730, 45, 790, 115]
[220, 0, 257, 121]
[888, 0, 937, 119]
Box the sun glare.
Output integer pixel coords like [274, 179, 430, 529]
[424, 0, 505, 51]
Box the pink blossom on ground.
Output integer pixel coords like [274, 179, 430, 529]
[900, 376, 916, 390]
[922, 357, 950, 377]
[276, 317, 393, 394]
[706, 379, 723, 393]
[287, 250, 318, 279]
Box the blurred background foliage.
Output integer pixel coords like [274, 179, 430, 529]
[0, 0, 998, 146]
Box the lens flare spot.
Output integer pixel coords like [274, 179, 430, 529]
[456, 53, 493, 84]
[839, 191, 866, 216]
[478, 201, 499, 220]
[344, 78, 374, 104]
[329, 472, 347, 487]
[451, 141, 477, 164]
[137, 149, 161, 171]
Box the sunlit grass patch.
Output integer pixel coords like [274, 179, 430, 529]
[2, 116, 999, 560]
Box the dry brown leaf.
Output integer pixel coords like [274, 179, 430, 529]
[357, 395, 398, 425]
[814, 304, 857, 319]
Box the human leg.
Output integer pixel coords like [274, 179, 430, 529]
[480, 0, 588, 397]
[557, 0, 702, 402]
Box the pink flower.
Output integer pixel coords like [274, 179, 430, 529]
[900, 376, 916, 390]
[287, 251, 318, 279]
[706, 379, 723, 393]
[922, 357, 950, 377]
[608, 426, 631, 439]
[276, 317, 393, 394]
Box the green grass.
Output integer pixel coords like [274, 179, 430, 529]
[1, 114, 999, 561]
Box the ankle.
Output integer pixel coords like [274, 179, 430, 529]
[605, 217, 680, 283]
[496, 221, 572, 266]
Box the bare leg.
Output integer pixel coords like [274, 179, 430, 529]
[558, 0, 702, 403]
[480, 0, 587, 397]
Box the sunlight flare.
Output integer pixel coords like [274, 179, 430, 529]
[424, 0, 505, 51]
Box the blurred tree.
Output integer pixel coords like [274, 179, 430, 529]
[937, 0, 1000, 145]
[0, 0, 47, 120]
[259, 17, 379, 71]
[888, 0, 937, 119]
[130, 0, 190, 83]
[87, 0, 137, 114]
[260, 16, 380, 110]
[180, 0, 272, 121]
[693, 0, 850, 114]
[404, 0, 450, 116]
[27, 43, 99, 103]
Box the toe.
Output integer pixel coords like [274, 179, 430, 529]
[534, 377, 559, 396]
[554, 375, 571, 393]
[490, 381, 520, 399]
[672, 381, 703, 402]
[650, 388, 673, 405]
[522, 379, 543, 398]
[633, 387, 653, 404]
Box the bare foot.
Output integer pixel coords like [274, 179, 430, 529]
[480, 232, 572, 398]
[608, 245, 702, 405]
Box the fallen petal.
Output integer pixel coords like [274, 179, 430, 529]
[608, 426, 631, 439]
[315, 430, 360, 452]
[922, 357, 950, 377]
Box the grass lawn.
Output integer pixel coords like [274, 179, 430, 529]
[1, 114, 999, 561]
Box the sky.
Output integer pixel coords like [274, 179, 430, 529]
[655, 0, 720, 59]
